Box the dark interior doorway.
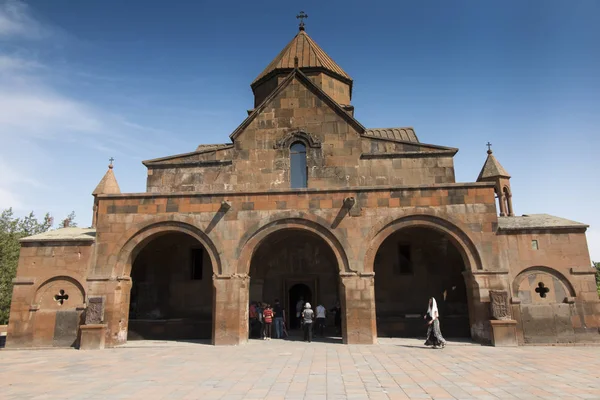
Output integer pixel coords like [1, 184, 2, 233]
[248, 229, 341, 342]
[288, 283, 312, 330]
[374, 227, 470, 339]
[128, 232, 213, 341]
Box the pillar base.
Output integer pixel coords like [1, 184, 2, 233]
[489, 319, 518, 347]
[79, 324, 107, 350]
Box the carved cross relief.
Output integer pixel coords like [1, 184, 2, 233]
[54, 289, 69, 305]
[535, 282, 550, 298]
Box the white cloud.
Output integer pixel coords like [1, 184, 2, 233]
[0, 54, 42, 71]
[0, 2, 178, 218]
[0, 0, 48, 39]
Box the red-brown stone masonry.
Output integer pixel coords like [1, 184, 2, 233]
[146, 76, 456, 194]
[91, 183, 504, 346]
[497, 231, 597, 301]
[94, 184, 500, 277]
[7, 241, 93, 347]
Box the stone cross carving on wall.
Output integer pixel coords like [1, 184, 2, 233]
[489, 290, 512, 320]
[85, 297, 105, 324]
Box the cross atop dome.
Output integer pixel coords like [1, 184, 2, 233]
[296, 11, 308, 31]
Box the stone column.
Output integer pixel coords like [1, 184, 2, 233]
[98, 277, 131, 347]
[497, 187, 507, 216]
[340, 272, 377, 345]
[213, 274, 249, 346]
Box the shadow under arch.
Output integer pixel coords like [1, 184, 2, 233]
[512, 266, 576, 298]
[237, 217, 351, 276]
[364, 214, 484, 274]
[114, 220, 223, 278]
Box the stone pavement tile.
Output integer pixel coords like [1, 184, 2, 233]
[2, 339, 600, 399]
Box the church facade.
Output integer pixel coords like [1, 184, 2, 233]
[7, 25, 599, 349]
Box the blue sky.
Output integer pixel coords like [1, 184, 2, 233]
[0, 0, 598, 262]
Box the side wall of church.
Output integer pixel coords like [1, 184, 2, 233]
[145, 77, 456, 193]
[497, 231, 600, 343]
[6, 241, 92, 348]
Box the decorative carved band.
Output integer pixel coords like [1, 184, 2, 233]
[274, 130, 322, 149]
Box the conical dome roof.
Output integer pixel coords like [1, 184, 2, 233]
[92, 163, 121, 195]
[252, 29, 351, 86]
[477, 149, 511, 181]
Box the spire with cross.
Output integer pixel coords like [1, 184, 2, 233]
[296, 11, 308, 31]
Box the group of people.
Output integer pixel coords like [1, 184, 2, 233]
[249, 298, 343, 342]
[249, 296, 447, 348]
[249, 300, 285, 340]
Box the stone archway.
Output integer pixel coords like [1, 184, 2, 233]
[31, 276, 86, 347]
[127, 231, 214, 341]
[248, 228, 341, 341]
[109, 221, 221, 345]
[512, 266, 577, 343]
[373, 227, 471, 338]
[365, 214, 483, 341]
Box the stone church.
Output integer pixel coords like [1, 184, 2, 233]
[6, 22, 599, 349]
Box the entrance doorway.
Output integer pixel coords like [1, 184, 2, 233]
[248, 228, 340, 341]
[288, 283, 312, 329]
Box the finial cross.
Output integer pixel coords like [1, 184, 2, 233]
[486, 142, 492, 152]
[296, 11, 308, 30]
[109, 157, 114, 166]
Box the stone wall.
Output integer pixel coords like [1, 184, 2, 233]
[498, 230, 600, 343]
[6, 241, 92, 348]
[253, 71, 351, 107]
[146, 76, 456, 193]
[90, 182, 502, 346]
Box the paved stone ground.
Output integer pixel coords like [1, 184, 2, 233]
[1, 338, 600, 400]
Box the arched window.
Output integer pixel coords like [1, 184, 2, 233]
[290, 142, 307, 188]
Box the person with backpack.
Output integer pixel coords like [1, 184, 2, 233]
[301, 303, 315, 342]
[315, 303, 327, 337]
[262, 304, 274, 340]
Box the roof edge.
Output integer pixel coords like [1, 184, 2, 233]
[142, 144, 234, 166]
[251, 67, 353, 92]
[361, 135, 459, 152]
[497, 225, 589, 232]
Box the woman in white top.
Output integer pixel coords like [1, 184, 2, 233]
[424, 297, 446, 349]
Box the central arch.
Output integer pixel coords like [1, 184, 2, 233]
[245, 225, 344, 341]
